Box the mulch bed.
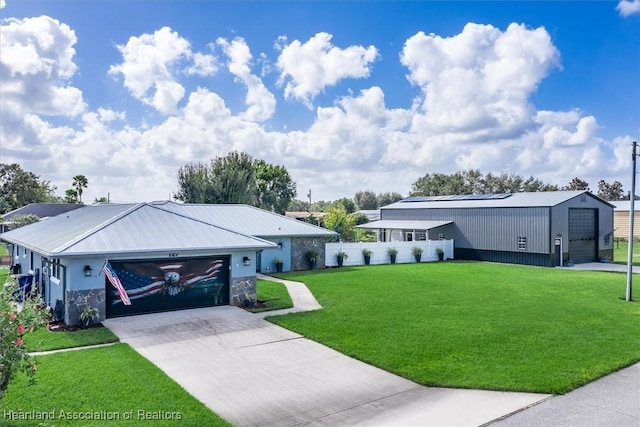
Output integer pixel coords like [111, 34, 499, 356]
[47, 321, 105, 332]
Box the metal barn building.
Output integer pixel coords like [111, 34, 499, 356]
[369, 191, 614, 267]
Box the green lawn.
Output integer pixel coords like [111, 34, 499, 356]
[25, 326, 119, 352]
[269, 262, 640, 394]
[2, 344, 231, 426]
[613, 239, 640, 265]
[1, 266, 9, 284]
[245, 279, 294, 313]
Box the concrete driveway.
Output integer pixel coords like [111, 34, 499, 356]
[104, 307, 548, 427]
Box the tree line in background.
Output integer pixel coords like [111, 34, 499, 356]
[409, 170, 628, 202]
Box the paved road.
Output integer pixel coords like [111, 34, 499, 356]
[489, 362, 640, 427]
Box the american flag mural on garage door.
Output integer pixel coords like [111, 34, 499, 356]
[106, 257, 230, 318]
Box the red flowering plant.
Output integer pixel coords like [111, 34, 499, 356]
[0, 276, 49, 400]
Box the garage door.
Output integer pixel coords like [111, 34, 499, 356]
[106, 256, 230, 318]
[568, 209, 598, 263]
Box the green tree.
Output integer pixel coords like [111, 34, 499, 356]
[331, 197, 357, 214]
[323, 205, 356, 242]
[175, 152, 255, 205]
[354, 190, 379, 210]
[7, 214, 40, 230]
[72, 175, 88, 203]
[597, 180, 624, 201]
[287, 199, 310, 212]
[377, 192, 403, 207]
[562, 177, 590, 191]
[0, 277, 49, 400]
[64, 189, 79, 203]
[411, 170, 558, 196]
[94, 196, 109, 203]
[254, 160, 297, 214]
[175, 152, 296, 211]
[0, 164, 58, 214]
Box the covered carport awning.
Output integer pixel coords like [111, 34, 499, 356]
[357, 220, 453, 230]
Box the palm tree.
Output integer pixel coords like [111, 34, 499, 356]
[72, 175, 88, 203]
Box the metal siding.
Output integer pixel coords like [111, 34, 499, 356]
[455, 248, 553, 267]
[383, 207, 550, 253]
[552, 195, 614, 262]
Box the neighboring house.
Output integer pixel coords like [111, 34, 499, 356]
[360, 191, 614, 267]
[0, 202, 335, 325]
[285, 211, 326, 226]
[358, 210, 380, 222]
[610, 201, 640, 239]
[1, 203, 82, 232]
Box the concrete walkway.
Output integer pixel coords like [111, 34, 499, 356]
[255, 273, 322, 317]
[557, 262, 640, 273]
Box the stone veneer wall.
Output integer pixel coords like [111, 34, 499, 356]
[290, 236, 334, 271]
[231, 276, 256, 306]
[65, 288, 106, 326]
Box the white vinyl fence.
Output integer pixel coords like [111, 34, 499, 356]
[325, 240, 454, 267]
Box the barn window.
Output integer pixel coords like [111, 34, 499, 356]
[518, 237, 527, 250]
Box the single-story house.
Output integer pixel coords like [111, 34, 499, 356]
[360, 191, 614, 267]
[610, 201, 640, 239]
[0, 201, 334, 324]
[1, 203, 83, 233]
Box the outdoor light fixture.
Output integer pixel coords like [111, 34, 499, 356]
[83, 265, 93, 277]
[242, 256, 251, 266]
[277, 241, 283, 249]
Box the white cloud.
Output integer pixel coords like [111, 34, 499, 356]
[401, 23, 560, 140]
[108, 26, 217, 115]
[0, 0, 5, 9]
[617, 0, 640, 16]
[0, 17, 634, 204]
[276, 32, 378, 108]
[0, 15, 85, 117]
[217, 37, 276, 122]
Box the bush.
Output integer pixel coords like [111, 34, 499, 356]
[0, 277, 49, 399]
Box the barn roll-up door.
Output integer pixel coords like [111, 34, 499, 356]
[106, 256, 230, 318]
[568, 209, 598, 263]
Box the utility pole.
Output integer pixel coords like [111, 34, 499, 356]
[626, 141, 637, 302]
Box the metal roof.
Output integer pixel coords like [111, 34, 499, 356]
[2, 203, 83, 220]
[358, 220, 453, 230]
[153, 202, 336, 237]
[358, 210, 381, 221]
[610, 201, 640, 212]
[382, 191, 614, 210]
[1, 203, 275, 256]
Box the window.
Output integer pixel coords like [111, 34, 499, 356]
[52, 259, 61, 279]
[416, 232, 427, 241]
[437, 233, 445, 240]
[518, 237, 527, 250]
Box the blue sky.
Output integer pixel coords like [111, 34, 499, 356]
[1, 1, 639, 203]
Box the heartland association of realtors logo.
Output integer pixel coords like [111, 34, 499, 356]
[3, 410, 183, 421]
